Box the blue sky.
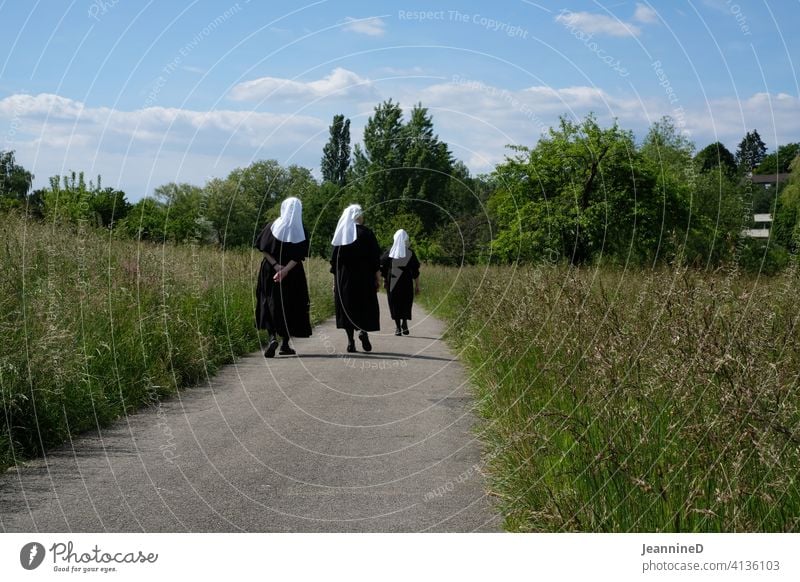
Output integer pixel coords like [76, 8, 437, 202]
[1, 0, 798, 200]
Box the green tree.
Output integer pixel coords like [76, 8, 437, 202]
[694, 142, 737, 175]
[205, 176, 254, 248]
[491, 114, 684, 265]
[638, 117, 697, 264]
[301, 181, 344, 257]
[118, 197, 167, 241]
[683, 170, 747, 266]
[26, 188, 47, 219]
[431, 162, 493, 264]
[154, 182, 209, 242]
[736, 129, 767, 174]
[42, 172, 102, 225]
[641, 116, 694, 177]
[0, 150, 34, 211]
[351, 100, 453, 240]
[91, 187, 130, 228]
[204, 160, 318, 248]
[39, 171, 129, 228]
[754, 142, 800, 175]
[398, 104, 453, 231]
[772, 156, 800, 253]
[285, 165, 318, 200]
[321, 114, 351, 187]
[352, 99, 406, 209]
[205, 160, 285, 248]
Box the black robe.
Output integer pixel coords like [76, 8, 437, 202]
[254, 223, 312, 338]
[330, 224, 381, 331]
[379, 250, 420, 320]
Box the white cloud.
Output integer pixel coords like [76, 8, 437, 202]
[555, 4, 661, 37]
[396, 80, 644, 172]
[683, 92, 800, 148]
[378, 66, 428, 76]
[555, 10, 640, 37]
[3, 86, 798, 197]
[0, 93, 324, 147]
[397, 80, 800, 172]
[0, 92, 86, 119]
[342, 16, 386, 37]
[0, 93, 327, 197]
[633, 3, 659, 24]
[522, 85, 614, 109]
[417, 79, 639, 125]
[228, 67, 376, 102]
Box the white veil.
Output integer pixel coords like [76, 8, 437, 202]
[331, 204, 363, 246]
[270, 197, 305, 243]
[388, 229, 409, 259]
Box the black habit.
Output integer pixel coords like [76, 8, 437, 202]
[254, 223, 312, 338]
[330, 224, 381, 331]
[379, 250, 420, 320]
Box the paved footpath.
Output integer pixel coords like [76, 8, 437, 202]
[0, 305, 500, 532]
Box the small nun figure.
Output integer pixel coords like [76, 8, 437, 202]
[330, 204, 381, 352]
[254, 197, 312, 357]
[379, 229, 421, 336]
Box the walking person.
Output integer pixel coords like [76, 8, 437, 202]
[330, 204, 381, 352]
[379, 229, 420, 336]
[254, 197, 312, 357]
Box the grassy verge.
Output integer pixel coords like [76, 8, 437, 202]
[418, 261, 800, 531]
[0, 213, 334, 472]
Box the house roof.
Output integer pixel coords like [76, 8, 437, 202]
[750, 173, 791, 184]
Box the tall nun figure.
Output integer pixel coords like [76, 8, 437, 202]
[254, 197, 312, 357]
[379, 229, 421, 336]
[330, 204, 381, 353]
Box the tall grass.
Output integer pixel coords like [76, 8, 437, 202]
[0, 213, 333, 471]
[419, 261, 800, 531]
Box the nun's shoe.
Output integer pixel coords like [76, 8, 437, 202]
[401, 322, 409, 336]
[264, 339, 279, 358]
[347, 340, 357, 353]
[395, 327, 402, 336]
[359, 331, 372, 352]
[279, 346, 296, 356]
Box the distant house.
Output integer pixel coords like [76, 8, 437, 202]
[750, 173, 790, 190]
[743, 213, 772, 238]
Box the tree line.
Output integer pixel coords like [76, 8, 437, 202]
[2, 105, 799, 272]
[491, 122, 798, 271]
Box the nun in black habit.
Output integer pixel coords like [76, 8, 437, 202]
[379, 229, 420, 336]
[330, 204, 381, 353]
[254, 197, 312, 357]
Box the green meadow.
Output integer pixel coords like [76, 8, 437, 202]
[419, 261, 800, 531]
